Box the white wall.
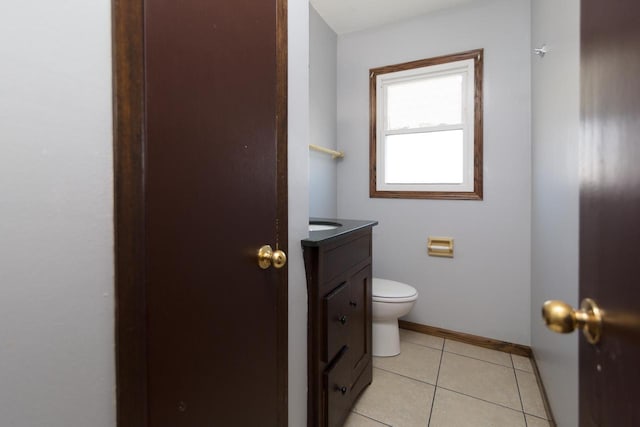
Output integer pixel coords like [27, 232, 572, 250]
[309, 6, 338, 218]
[530, 1, 580, 425]
[288, 0, 310, 424]
[0, 1, 115, 426]
[337, 0, 532, 344]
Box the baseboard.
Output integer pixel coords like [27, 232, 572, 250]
[529, 353, 557, 427]
[399, 320, 532, 357]
[399, 320, 556, 424]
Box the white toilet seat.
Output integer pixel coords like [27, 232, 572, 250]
[372, 278, 418, 303]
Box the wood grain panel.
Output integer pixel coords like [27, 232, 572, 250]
[112, 0, 147, 425]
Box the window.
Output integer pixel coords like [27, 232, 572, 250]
[370, 49, 483, 199]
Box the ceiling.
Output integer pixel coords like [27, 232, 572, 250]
[310, 0, 480, 35]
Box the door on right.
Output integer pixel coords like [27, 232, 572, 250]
[580, 1, 640, 425]
[544, 1, 640, 425]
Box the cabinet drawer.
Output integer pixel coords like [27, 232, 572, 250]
[321, 233, 371, 284]
[323, 282, 351, 363]
[323, 348, 351, 427]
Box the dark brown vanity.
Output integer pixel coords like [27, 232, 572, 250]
[302, 219, 378, 427]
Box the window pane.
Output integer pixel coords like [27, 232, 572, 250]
[385, 130, 463, 184]
[386, 74, 463, 130]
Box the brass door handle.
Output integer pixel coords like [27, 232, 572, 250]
[542, 298, 603, 344]
[257, 245, 287, 269]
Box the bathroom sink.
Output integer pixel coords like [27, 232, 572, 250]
[309, 221, 342, 232]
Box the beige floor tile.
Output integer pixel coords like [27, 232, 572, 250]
[429, 388, 526, 427]
[525, 414, 551, 427]
[353, 368, 435, 427]
[512, 354, 534, 373]
[373, 341, 441, 384]
[399, 329, 444, 350]
[516, 370, 547, 419]
[444, 340, 513, 367]
[438, 352, 522, 411]
[343, 411, 389, 427]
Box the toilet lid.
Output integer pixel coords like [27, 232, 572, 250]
[372, 278, 417, 299]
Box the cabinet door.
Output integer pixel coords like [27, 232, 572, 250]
[323, 282, 351, 362]
[348, 266, 372, 382]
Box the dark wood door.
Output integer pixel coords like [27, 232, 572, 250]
[580, 1, 640, 425]
[113, 1, 288, 426]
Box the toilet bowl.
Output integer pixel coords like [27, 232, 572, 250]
[372, 278, 418, 357]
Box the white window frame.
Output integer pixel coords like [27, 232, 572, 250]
[369, 50, 483, 200]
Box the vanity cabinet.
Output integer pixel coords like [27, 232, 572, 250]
[302, 221, 376, 427]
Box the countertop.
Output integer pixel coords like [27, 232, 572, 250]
[301, 218, 378, 247]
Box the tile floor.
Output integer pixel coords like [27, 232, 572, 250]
[345, 329, 551, 427]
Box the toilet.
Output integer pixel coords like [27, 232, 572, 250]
[372, 278, 419, 357]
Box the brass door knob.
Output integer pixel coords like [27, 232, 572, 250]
[257, 245, 287, 269]
[541, 298, 603, 344]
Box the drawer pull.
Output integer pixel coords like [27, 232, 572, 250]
[337, 385, 348, 395]
[349, 301, 357, 307]
[339, 315, 348, 325]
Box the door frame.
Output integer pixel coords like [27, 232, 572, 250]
[111, 1, 289, 425]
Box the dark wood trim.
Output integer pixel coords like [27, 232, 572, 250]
[368, 190, 483, 200]
[369, 49, 484, 200]
[369, 69, 377, 199]
[370, 49, 484, 76]
[472, 49, 484, 200]
[112, 0, 147, 425]
[275, 0, 289, 425]
[529, 354, 557, 426]
[398, 320, 532, 357]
